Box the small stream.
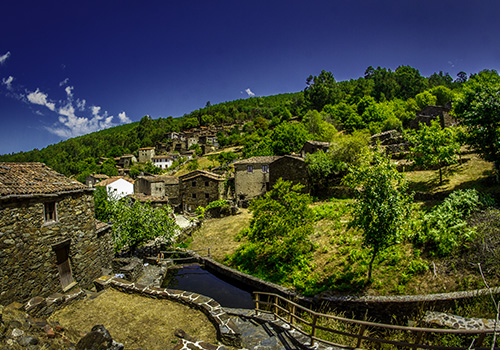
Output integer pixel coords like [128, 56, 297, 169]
[161, 264, 255, 309]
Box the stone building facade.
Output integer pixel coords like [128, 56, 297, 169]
[180, 170, 224, 213]
[300, 140, 330, 157]
[0, 163, 113, 305]
[138, 147, 155, 163]
[233, 156, 280, 206]
[409, 105, 456, 130]
[269, 156, 310, 193]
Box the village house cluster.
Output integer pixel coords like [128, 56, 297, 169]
[0, 105, 452, 305]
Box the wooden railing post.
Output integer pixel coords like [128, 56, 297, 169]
[274, 295, 278, 320]
[289, 304, 296, 324]
[255, 293, 260, 316]
[414, 330, 423, 349]
[310, 313, 318, 346]
[356, 324, 366, 349]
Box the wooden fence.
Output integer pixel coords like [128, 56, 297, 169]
[254, 291, 499, 349]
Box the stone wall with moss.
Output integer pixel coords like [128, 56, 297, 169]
[0, 191, 113, 305]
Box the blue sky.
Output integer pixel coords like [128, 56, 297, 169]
[1, 0, 499, 154]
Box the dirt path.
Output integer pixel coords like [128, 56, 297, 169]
[188, 209, 251, 262]
[49, 288, 218, 350]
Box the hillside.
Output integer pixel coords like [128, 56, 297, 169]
[0, 65, 464, 182]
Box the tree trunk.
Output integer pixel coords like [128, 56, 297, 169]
[439, 167, 443, 185]
[367, 249, 378, 282]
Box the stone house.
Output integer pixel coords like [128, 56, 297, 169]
[134, 175, 180, 208]
[409, 105, 456, 130]
[95, 176, 134, 200]
[300, 141, 330, 157]
[85, 173, 109, 188]
[233, 156, 280, 206]
[138, 147, 155, 163]
[0, 163, 113, 305]
[115, 154, 137, 169]
[269, 155, 310, 193]
[179, 170, 224, 213]
[151, 155, 174, 170]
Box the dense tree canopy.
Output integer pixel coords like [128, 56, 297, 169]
[454, 69, 500, 179]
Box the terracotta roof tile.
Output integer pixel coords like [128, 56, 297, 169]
[0, 162, 87, 198]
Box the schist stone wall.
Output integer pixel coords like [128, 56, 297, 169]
[0, 191, 114, 305]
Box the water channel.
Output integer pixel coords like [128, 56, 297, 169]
[161, 264, 255, 309]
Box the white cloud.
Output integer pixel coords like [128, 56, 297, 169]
[91, 106, 101, 117]
[245, 88, 255, 97]
[76, 98, 86, 111]
[27, 88, 56, 111]
[59, 78, 69, 87]
[2, 76, 14, 90]
[118, 111, 131, 123]
[48, 101, 115, 138]
[65, 86, 74, 98]
[2, 70, 130, 138]
[0, 52, 11, 65]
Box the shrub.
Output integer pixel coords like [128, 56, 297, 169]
[414, 189, 494, 256]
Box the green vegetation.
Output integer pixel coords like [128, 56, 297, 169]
[226, 179, 316, 286]
[343, 152, 412, 281]
[94, 187, 178, 252]
[405, 120, 461, 184]
[0, 65, 476, 184]
[454, 69, 500, 180]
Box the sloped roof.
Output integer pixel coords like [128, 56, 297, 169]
[137, 175, 179, 184]
[303, 140, 330, 147]
[234, 156, 281, 165]
[0, 162, 88, 198]
[180, 169, 224, 182]
[95, 176, 134, 187]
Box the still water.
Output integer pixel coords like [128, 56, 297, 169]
[162, 264, 255, 309]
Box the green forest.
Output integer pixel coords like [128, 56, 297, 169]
[0, 65, 478, 182]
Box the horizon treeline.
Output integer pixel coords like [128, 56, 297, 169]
[0, 65, 475, 179]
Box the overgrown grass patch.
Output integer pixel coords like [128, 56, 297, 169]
[49, 288, 219, 350]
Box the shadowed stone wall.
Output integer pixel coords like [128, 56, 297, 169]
[0, 192, 113, 305]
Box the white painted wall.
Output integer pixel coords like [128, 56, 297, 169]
[106, 178, 134, 199]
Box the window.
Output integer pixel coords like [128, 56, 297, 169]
[192, 181, 196, 187]
[262, 165, 269, 173]
[192, 193, 196, 199]
[205, 193, 209, 199]
[247, 165, 253, 173]
[205, 181, 209, 186]
[44, 201, 57, 223]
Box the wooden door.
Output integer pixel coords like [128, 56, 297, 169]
[53, 240, 75, 290]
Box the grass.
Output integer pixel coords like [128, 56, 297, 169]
[404, 153, 498, 194]
[187, 208, 251, 262]
[49, 288, 219, 350]
[184, 154, 500, 298]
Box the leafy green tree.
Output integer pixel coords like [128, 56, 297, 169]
[99, 158, 118, 176]
[109, 198, 177, 252]
[429, 85, 455, 106]
[343, 152, 412, 281]
[323, 102, 363, 131]
[227, 179, 315, 283]
[394, 65, 426, 100]
[302, 110, 337, 142]
[405, 120, 461, 185]
[415, 91, 437, 110]
[304, 70, 340, 111]
[271, 122, 309, 155]
[453, 69, 500, 181]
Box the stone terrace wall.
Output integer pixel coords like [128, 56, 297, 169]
[0, 192, 113, 305]
[190, 251, 500, 324]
